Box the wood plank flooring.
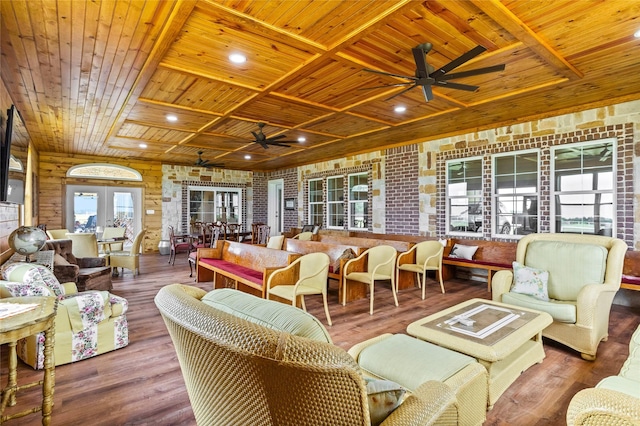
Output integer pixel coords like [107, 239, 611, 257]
[2, 253, 639, 425]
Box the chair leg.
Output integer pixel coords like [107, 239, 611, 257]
[322, 292, 332, 326]
[189, 259, 194, 277]
[391, 276, 399, 307]
[438, 268, 445, 294]
[369, 282, 374, 315]
[420, 272, 426, 300]
[300, 296, 307, 312]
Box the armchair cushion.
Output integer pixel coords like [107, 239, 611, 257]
[511, 261, 549, 301]
[1, 263, 65, 296]
[502, 292, 577, 323]
[201, 288, 332, 343]
[62, 291, 111, 333]
[524, 241, 607, 300]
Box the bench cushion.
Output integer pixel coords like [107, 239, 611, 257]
[200, 258, 263, 284]
[524, 241, 607, 300]
[356, 334, 476, 391]
[201, 288, 332, 343]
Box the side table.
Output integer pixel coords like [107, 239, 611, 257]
[0, 296, 57, 425]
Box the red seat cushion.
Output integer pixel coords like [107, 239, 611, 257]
[199, 259, 263, 285]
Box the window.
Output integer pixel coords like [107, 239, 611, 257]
[492, 150, 539, 236]
[308, 179, 323, 226]
[552, 139, 615, 235]
[447, 158, 483, 234]
[188, 187, 241, 224]
[326, 176, 344, 228]
[348, 173, 368, 229]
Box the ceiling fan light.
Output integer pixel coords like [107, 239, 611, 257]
[139, 143, 147, 148]
[229, 53, 246, 63]
[166, 114, 178, 122]
[394, 106, 406, 113]
[297, 137, 306, 142]
[244, 155, 251, 160]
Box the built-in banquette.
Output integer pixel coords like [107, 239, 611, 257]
[196, 241, 300, 298]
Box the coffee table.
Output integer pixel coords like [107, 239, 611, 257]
[407, 298, 552, 408]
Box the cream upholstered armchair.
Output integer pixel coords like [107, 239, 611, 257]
[343, 245, 397, 315]
[491, 233, 627, 360]
[0, 262, 128, 368]
[46, 228, 69, 239]
[266, 252, 332, 325]
[155, 284, 469, 426]
[65, 232, 99, 257]
[396, 241, 445, 299]
[109, 229, 146, 276]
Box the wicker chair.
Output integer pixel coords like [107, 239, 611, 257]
[491, 233, 627, 360]
[155, 284, 463, 426]
[396, 241, 445, 299]
[109, 229, 146, 276]
[343, 245, 398, 315]
[266, 252, 332, 326]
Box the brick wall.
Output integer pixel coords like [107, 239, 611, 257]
[385, 145, 419, 235]
[252, 172, 268, 224]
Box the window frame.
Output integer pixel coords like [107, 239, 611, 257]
[326, 175, 345, 229]
[491, 149, 540, 239]
[307, 178, 324, 227]
[446, 157, 484, 236]
[187, 186, 242, 225]
[347, 172, 368, 230]
[550, 138, 616, 236]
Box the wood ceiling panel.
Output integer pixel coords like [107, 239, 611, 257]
[2, 0, 640, 171]
[117, 123, 192, 143]
[303, 113, 388, 138]
[126, 102, 216, 130]
[140, 68, 258, 114]
[228, 95, 334, 128]
[162, 3, 319, 90]
[215, 0, 403, 48]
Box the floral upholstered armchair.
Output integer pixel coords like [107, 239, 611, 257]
[0, 262, 129, 369]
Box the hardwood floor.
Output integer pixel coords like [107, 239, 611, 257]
[2, 253, 639, 425]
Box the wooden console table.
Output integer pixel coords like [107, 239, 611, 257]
[0, 296, 57, 425]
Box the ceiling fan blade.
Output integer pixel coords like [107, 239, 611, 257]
[432, 45, 487, 76]
[265, 142, 294, 147]
[384, 85, 417, 101]
[251, 131, 261, 140]
[437, 64, 506, 81]
[258, 141, 269, 149]
[362, 68, 417, 81]
[433, 81, 479, 91]
[359, 83, 414, 90]
[267, 134, 287, 141]
[422, 85, 434, 102]
[412, 47, 430, 78]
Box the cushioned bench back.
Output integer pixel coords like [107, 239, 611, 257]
[525, 241, 607, 300]
[221, 241, 296, 271]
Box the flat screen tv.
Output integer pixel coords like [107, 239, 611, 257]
[0, 105, 26, 204]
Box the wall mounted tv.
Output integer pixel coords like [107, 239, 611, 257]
[0, 105, 27, 205]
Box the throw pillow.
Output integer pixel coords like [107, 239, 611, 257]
[438, 238, 448, 247]
[334, 248, 356, 274]
[511, 261, 550, 301]
[54, 253, 70, 265]
[448, 244, 478, 260]
[365, 378, 406, 426]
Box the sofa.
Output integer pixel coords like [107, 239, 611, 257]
[44, 239, 112, 292]
[566, 324, 640, 425]
[0, 262, 128, 368]
[155, 284, 488, 426]
[491, 233, 627, 360]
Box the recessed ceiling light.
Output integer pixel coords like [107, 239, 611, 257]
[244, 154, 251, 160]
[139, 143, 147, 148]
[635, 29, 640, 38]
[297, 137, 306, 143]
[394, 106, 406, 113]
[229, 53, 246, 64]
[166, 115, 178, 122]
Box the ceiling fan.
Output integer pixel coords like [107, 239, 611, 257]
[250, 122, 298, 149]
[194, 151, 224, 169]
[362, 43, 505, 102]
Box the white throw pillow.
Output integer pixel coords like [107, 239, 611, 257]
[365, 378, 406, 426]
[511, 261, 550, 301]
[448, 244, 478, 260]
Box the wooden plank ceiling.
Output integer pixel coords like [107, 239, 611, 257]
[1, 0, 640, 171]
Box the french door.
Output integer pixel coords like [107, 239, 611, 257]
[66, 185, 142, 247]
